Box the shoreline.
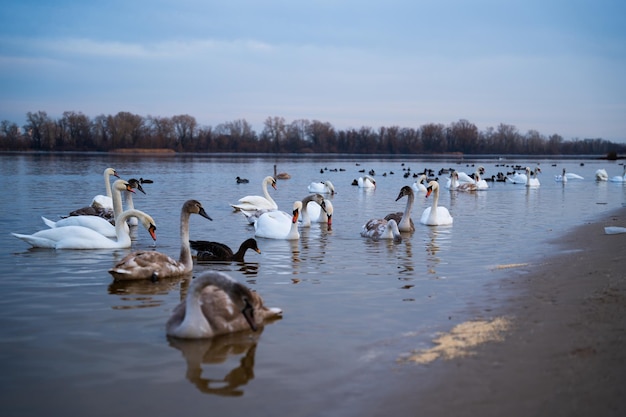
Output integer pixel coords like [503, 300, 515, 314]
[377, 207, 626, 416]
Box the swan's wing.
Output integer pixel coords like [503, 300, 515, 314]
[384, 212, 403, 223]
[190, 240, 234, 259]
[109, 250, 180, 280]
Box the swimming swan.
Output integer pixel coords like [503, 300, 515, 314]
[307, 180, 336, 195]
[360, 218, 402, 242]
[12, 205, 156, 249]
[230, 176, 278, 212]
[254, 201, 302, 240]
[420, 181, 453, 226]
[90, 167, 120, 211]
[166, 270, 282, 339]
[357, 175, 376, 189]
[384, 185, 415, 232]
[108, 200, 212, 280]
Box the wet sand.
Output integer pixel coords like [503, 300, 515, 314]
[377, 207, 626, 416]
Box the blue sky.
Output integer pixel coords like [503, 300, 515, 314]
[1, 0, 625, 142]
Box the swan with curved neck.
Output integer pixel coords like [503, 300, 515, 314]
[123, 178, 147, 226]
[384, 185, 415, 232]
[308, 180, 336, 195]
[299, 194, 326, 227]
[608, 166, 626, 182]
[230, 176, 278, 212]
[13, 184, 156, 249]
[166, 270, 282, 339]
[91, 167, 120, 210]
[191, 238, 261, 262]
[420, 181, 453, 226]
[357, 175, 376, 189]
[42, 179, 141, 237]
[108, 200, 212, 280]
[411, 174, 427, 193]
[254, 201, 302, 240]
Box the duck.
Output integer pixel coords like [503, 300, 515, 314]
[230, 176, 278, 212]
[360, 218, 402, 242]
[307, 180, 336, 195]
[166, 270, 283, 339]
[13, 189, 157, 250]
[420, 181, 453, 226]
[108, 199, 212, 281]
[357, 175, 376, 189]
[41, 179, 136, 237]
[299, 194, 327, 227]
[384, 185, 415, 232]
[236, 176, 249, 184]
[595, 168, 609, 181]
[274, 164, 291, 180]
[90, 167, 120, 211]
[254, 201, 302, 240]
[191, 238, 261, 262]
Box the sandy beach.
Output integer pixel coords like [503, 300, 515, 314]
[375, 207, 626, 417]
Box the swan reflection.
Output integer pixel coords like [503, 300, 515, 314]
[168, 331, 264, 397]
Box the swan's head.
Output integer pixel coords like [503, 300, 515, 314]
[291, 201, 303, 223]
[325, 180, 336, 194]
[324, 200, 333, 228]
[113, 179, 136, 194]
[395, 185, 414, 201]
[105, 167, 120, 178]
[140, 214, 157, 241]
[242, 238, 261, 254]
[425, 181, 439, 198]
[183, 199, 213, 221]
[264, 176, 278, 190]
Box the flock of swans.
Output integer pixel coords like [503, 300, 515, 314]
[11, 167, 283, 339]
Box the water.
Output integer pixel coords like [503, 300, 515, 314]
[1, 153, 624, 416]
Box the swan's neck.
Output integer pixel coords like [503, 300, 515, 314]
[112, 185, 124, 220]
[180, 285, 213, 337]
[288, 212, 300, 239]
[113, 209, 141, 246]
[179, 210, 193, 270]
[104, 171, 113, 198]
[400, 192, 414, 229]
[262, 180, 277, 208]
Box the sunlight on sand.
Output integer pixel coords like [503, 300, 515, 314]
[400, 317, 512, 365]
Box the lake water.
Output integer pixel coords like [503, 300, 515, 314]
[1, 153, 624, 416]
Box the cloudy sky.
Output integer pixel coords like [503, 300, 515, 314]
[1, 0, 624, 142]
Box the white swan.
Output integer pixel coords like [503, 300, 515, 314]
[230, 176, 278, 212]
[411, 174, 428, 193]
[299, 194, 326, 227]
[360, 218, 402, 242]
[526, 167, 540, 187]
[447, 171, 478, 192]
[41, 179, 134, 237]
[166, 270, 283, 339]
[90, 167, 120, 210]
[555, 168, 567, 183]
[12, 207, 156, 250]
[307, 198, 333, 228]
[384, 185, 415, 232]
[608, 166, 626, 183]
[108, 200, 212, 280]
[595, 169, 608, 181]
[123, 178, 147, 226]
[254, 201, 302, 240]
[507, 171, 527, 184]
[308, 180, 336, 195]
[474, 171, 489, 189]
[420, 181, 453, 226]
[357, 175, 376, 189]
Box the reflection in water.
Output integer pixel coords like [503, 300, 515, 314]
[167, 330, 265, 397]
[108, 276, 189, 308]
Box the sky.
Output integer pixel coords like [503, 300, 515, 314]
[1, 0, 625, 142]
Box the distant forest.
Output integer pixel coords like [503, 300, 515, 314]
[1, 110, 624, 156]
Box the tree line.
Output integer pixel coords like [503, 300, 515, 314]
[0, 110, 624, 156]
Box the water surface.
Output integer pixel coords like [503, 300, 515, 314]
[1, 154, 624, 416]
